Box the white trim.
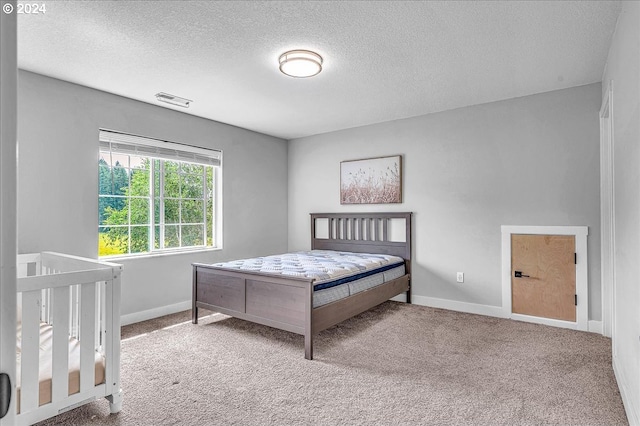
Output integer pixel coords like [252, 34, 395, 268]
[501, 225, 588, 236]
[124, 286, 597, 333]
[600, 81, 615, 339]
[588, 320, 603, 335]
[101, 246, 221, 262]
[214, 163, 223, 250]
[613, 355, 640, 426]
[0, 5, 18, 425]
[120, 300, 191, 326]
[402, 295, 507, 318]
[501, 225, 589, 332]
[404, 296, 603, 334]
[511, 313, 579, 330]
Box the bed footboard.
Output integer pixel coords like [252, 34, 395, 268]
[193, 264, 409, 360]
[193, 263, 316, 357]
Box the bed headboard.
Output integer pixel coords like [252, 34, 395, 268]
[310, 212, 412, 274]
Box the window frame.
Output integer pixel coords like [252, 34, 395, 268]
[98, 130, 222, 259]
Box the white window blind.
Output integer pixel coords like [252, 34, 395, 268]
[99, 129, 221, 167]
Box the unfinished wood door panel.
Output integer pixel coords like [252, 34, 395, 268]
[511, 234, 576, 322]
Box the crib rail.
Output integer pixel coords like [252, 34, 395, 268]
[16, 252, 122, 424]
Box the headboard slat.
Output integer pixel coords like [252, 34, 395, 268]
[382, 219, 389, 242]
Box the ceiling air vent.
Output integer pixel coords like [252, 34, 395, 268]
[155, 92, 192, 108]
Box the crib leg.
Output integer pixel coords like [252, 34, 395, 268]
[107, 389, 123, 414]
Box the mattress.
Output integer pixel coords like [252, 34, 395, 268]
[15, 321, 106, 414]
[211, 250, 406, 308]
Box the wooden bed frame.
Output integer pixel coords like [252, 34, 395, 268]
[192, 212, 412, 359]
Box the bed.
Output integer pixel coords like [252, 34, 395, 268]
[15, 252, 122, 426]
[192, 212, 412, 359]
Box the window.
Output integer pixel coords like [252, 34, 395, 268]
[98, 130, 221, 257]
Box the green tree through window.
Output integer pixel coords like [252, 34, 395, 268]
[99, 153, 215, 256]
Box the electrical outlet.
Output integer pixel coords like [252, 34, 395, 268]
[456, 272, 464, 283]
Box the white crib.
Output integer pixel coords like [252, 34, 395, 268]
[16, 252, 122, 425]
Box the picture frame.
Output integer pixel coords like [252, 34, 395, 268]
[340, 155, 402, 204]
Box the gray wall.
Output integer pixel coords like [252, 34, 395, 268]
[603, 1, 640, 422]
[17, 70, 289, 319]
[288, 84, 602, 320]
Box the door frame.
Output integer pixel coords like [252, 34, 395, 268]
[0, 2, 18, 424]
[501, 225, 589, 331]
[599, 81, 615, 340]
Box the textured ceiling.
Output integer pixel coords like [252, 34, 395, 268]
[18, 1, 621, 140]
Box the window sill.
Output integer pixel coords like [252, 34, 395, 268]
[99, 246, 221, 262]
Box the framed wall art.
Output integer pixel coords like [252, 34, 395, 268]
[340, 155, 402, 204]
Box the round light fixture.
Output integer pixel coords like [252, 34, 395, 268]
[278, 50, 323, 78]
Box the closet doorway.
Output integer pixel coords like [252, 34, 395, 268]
[511, 234, 576, 322]
[501, 226, 588, 331]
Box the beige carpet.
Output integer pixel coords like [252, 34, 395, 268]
[37, 302, 627, 425]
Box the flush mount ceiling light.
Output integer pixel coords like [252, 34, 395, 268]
[278, 50, 323, 78]
[155, 92, 192, 108]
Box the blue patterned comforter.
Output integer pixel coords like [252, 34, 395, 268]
[211, 250, 405, 291]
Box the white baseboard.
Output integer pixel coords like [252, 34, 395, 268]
[511, 313, 580, 330]
[613, 355, 640, 426]
[121, 300, 191, 326]
[395, 295, 604, 335]
[588, 320, 603, 335]
[123, 298, 605, 336]
[410, 295, 507, 319]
